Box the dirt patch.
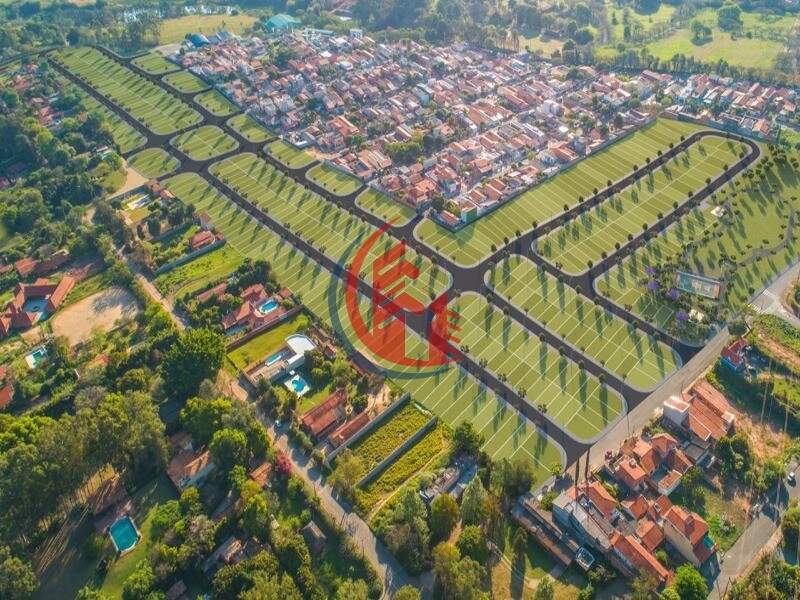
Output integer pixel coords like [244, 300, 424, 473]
[51, 287, 140, 346]
[755, 330, 800, 373]
[109, 161, 148, 199]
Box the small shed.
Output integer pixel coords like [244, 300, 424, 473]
[301, 520, 327, 556]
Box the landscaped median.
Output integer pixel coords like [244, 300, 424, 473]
[489, 255, 681, 390]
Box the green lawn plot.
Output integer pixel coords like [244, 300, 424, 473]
[536, 135, 745, 275]
[194, 89, 237, 117]
[266, 140, 316, 169]
[128, 148, 179, 178]
[162, 70, 209, 94]
[157, 14, 259, 44]
[171, 125, 238, 161]
[414, 118, 705, 267]
[161, 172, 565, 482]
[500, 519, 557, 580]
[306, 163, 363, 197]
[490, 256, 681, 390]
[227, 114, 273, 143]
[73, 89, 146, 154]
[210, 153, 449, 308]
[130, 52, 179, 75]
[52, 47, 202, 135]
[153, 243, 245, 298]
[346, 402, 431, 478]
[356, 188, 416, 227]
[226, 313, 310, 372]
[606, 2, 677, 45]
[450, 292, 625, 441]
[596, 145, 799, 340]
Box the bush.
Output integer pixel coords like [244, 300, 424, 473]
[82, 532, 107, 560]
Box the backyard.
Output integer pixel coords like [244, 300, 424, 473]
[226, 312, 311, 372]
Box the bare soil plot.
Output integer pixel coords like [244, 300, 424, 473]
[51, 287, 140, 345]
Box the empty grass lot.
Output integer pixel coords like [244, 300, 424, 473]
[347, 402, 431, 478]
[161, 172, 565, 482]
[52, 47, 202, 135]
[356, 188, 416, 227]
[171, 125, 238, 161]
[537, 135, 746, 274]
[128, 148, 179, 178]
[154, 243, 244, 298]
[210, 153, 450, 307]
[130, 52, 179, 75]
[162, 70, 209, 94]
[596, 144, 800, 339]
[157, 14, 258, 44]
[490, 256, 681, 390]
[450, 292, 625, 441]
[415, 119, 705, 267]
[72, 88, 146, 154]
[266, 140, 316, 169]
[227, 114, 273, 143]
[306, 163, 363, 197]
[194, 89, 237, 117]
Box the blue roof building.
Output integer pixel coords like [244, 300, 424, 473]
[266, 13, 301, 34]
[188, 33, 210, 47]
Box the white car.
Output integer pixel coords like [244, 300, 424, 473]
[788, 471, 796, 485]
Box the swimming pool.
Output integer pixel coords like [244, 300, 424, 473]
[266, 349, 285, 366]
[284, 373, 310, 396]
[109, 516, 140, 554]
[258, 298, 279, 315]
[25, 347, 47, 369]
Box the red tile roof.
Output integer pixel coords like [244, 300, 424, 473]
[329, 411, 370, 448]
[635, 518, 665, 552]
[622, 495, 649, 520]
[664, 505, 708, 547]
[651, 433, 678, 458]
[611, 532, 671, 585]
[301, 388, 346, 438]
[583, 480, 618, 520]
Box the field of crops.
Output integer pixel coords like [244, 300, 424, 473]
[52, 47, 202, 135]
[171, 126, 237, 161]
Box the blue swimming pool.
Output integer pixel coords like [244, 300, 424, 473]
[26, 347, 47, 368]
[284, 373, 310, 396]
[266, 350, 285, 366]
[109, 516, 139, 554]
[258, 299, 279, 315]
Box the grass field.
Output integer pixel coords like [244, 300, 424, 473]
[450, 292, 625, 441]
[154, 243, 245, 297]
[227, 114, 273, 143]
[194, 89, 237, 117]
[72, 86, 146, 154]
[347, 402, 431, 478]
[266, 140, 316, 169]
[52, 47, 202, 135]
[537, 135, 746, 274]
[356, 188, 417, 227]
[161, 172, 565, 482]
[162, 70, 209, 94]
[227, 313, 310, 372]
[596, 144, 800, 338]
[306, 163, 363, 197]
[171, 125, 237, 161]
[157, 14, 259, 44]
[130, 52, 179, 75]
[128, 148, 179, 178]
[415, 119, 705, 267]
[210, 153, 449, 307]
[490, 256, 680, 390]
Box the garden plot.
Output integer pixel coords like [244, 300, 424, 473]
[162, 70, 209, 94]
[415, 119, 705, 267]
[266, 140, 316, 169]
[194, 89, 237, 117]
[306, 163, 362, 197]
[347, 402, 431, 478]
[52, 47, 202, 135]
[171, 126, 237, 161]
[131, 52, 179, 75]
[536, 135, 745, 274]
[490, 256, 681, 390]
[450, 292, 626, 441]
[128, 148, 179, 178]
[161, 172, 564, 482]
[210, 153, 449, 308]
[596, 145, 799, 340]
[356, 188, 416, 227]
[227, 114, 273, 143]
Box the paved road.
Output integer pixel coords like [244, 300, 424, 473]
[751, 261, 800, 328]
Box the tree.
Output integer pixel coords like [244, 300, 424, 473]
[456, 525, 488, 563]
[782, 504, 800, 550]
[386, 489, 431, 574]
[433, 542, 461, 598]
[161, 328, 225, 401]
[492, 455, 536, 499]
[659, 589, 680, 600]
[0, 546, 37, 600]
[122, 561, 157, 600]
[430, 494, 459, 542]
[76, 588, 111, 600]
[460, 476, 488, 525]
[393, 585, 421, 600]
[241, 493, 271, 542]
[329, 449, 364, 504]
[671, 564, 708, 600]
[451, 421, 483, 457]
[335, 579, 369, 600]
[512, 526, 528, 558]
[210, 428, 249, 472]
[534, 577, 554, 600]
[717, 3, 742, 31]
[240, 572, 302, 600]
[631, 574, 658, 600]
[181, 396, 232, 445]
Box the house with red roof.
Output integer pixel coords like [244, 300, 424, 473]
[721, 338, 747, 372]
[328, 411, 370, 448]
[0, 366, 13, 410]
[300, 388, 347, 439]
[662, 505, 717, 567]
[610, 532, 672, 586]
[0, 276, 75, 337]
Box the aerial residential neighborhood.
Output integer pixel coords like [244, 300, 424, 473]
[0, 1, 800, 599]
